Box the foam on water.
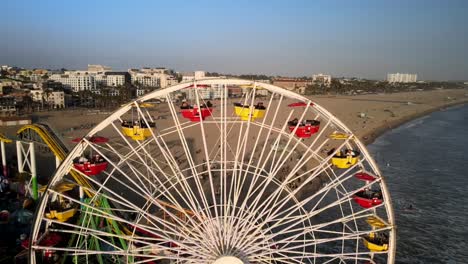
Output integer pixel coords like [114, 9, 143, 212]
[368, 104, 468, 263]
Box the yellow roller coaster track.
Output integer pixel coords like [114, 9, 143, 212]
[0, 132, 12, 143]
[16, 124, 197, 235]
[16, 124, 94, 197]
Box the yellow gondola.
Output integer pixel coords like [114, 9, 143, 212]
[121, 120, 155, 141]
[366, 216, 387, 228]
[328, 132, 351, 140]
[45, 208, 77, 222]
[362, 232, 389, 252]
[234, 103, 266, 121]
[239, 84, 265, 90]
[331, 150, 360, 169]
[39, 182, 76, 193]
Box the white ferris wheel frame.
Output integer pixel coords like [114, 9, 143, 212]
[30, 78, 396, 264]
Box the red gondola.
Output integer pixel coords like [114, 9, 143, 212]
[185, 84, 210, 88]
[73, 156, 108, 176]
[354, 172, 377, 182]
[180, 102, 213, 122]
[38, 232, 62, 260]
[288, 102, 312, 107]
[287, 119, 320, 138]
[353, 190, 383, 208]
[72, 136, 109, 144]
[72, 136, 109, 176]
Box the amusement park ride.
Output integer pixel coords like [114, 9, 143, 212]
[0, 79, 396, 263]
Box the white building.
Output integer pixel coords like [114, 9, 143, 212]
[186, 83, 224, 100]
[131, 73, 162, 87]
[50, 74, 96, 92]
[387, 73, 417, 83]
[181, 71, 206, 82]
[87, 64, 112, 73]
[30, 90, 44, 102]
[312, 73, 332, 85]
[129, 68, 176, 88]
[95, 72, 128, 87]
[29, 89, 65, 108]
[45, 91, 65, 108]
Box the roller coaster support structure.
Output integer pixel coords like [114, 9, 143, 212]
[16, 141, 38, 200]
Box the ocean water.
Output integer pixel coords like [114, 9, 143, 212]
[368, 104, 468, 263]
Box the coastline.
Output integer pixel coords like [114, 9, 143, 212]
[310, 88, 468, 146]
[360, 99, 468, 145]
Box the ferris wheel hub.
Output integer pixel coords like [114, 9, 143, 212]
[213, 256, 245, 264]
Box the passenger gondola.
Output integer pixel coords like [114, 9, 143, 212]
[121, 119, 156, 141]
[362, 232, 389, 252]
[331, 149, 360, 168]
[234, 102, 266, 121]
[288, 118, 320, 138]
[180, 101, 213, 122]
[354, 171, 377, 182]
[121, 103, 156, 141]
[353, 189, 383, 208]
[72, 136, 109, 176]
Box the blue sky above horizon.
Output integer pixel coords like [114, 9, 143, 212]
[1, 0, 467, 80]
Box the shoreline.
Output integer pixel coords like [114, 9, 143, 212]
[360, 99, 468, 145]
[310, 88, 468, 146]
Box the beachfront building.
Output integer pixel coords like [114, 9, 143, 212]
[30, 90, 44, 103]
[95, 72, 129, 87]
[0, 97, 18, 116]
[87, 64, 112, 73]
[50, 73, 96, 92]
[186, 83, 224, 100]
[181, 71, 206, 82]
[272, 78, 312, 93]
[129, 68, 176, 88]
[29, 89, 65, 108]
[45, 91, 65, 108]
[312, 73, 332, 86]
[387, 73, 417, 83]
[0, 80, 22, 95]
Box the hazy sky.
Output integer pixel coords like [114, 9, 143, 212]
[1, 0, 467, 80]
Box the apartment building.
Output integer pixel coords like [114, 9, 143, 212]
[387, 73, 418, 83]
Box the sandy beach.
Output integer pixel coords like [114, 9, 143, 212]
[2, 88, 467, 147]
[310, 88, 468, 144]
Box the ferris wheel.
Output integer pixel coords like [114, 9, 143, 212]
[30, 79, 396, 264]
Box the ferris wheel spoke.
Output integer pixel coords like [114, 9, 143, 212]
[278, 210, 376, 240]
[228, 86, 260, 243]
[265, 227, 390, 256]
[233, 138, 348, 247]
[32, 245, 206, 262]
[269, 102, 312, 174]
[226, 94, 285, 247]
[260, 200, 386, 250]
[108, 120, 212, 235]
[46, 189, 188, 243]
[242, 135, 352, 228]
[231, 105, 294, 234]
[68, 169, 214, 249]
[42, 216, 203, 258]
[165, 92, 224, 253]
